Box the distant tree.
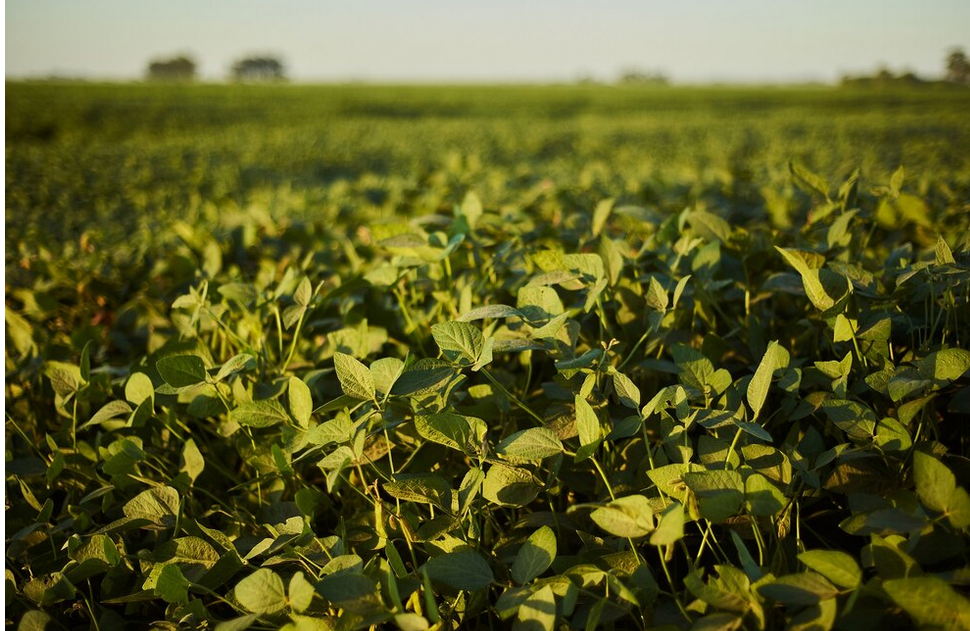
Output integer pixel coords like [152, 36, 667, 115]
[617, 67, 669, 86]
[946, 48, 970, 85]
[231, 56, 286, 82]
[146, 55, 197, 81]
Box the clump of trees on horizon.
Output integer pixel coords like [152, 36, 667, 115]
[145, 54, 287, 82]
[840, 47, 970, 88]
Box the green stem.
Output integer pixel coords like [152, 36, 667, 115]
[482, 369, 543, 424]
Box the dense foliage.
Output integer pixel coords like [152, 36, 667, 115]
[6, 83, 970, 631]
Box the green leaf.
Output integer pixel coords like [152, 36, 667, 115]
[80, 400, 133, 430]
[650, 502, 685, 547]
[333, 352, 376, 400]
[154, 564, 190, 604]
[514, 584, 556, 631]
[747, 341, 789, 421]
[483, 464, 539, 507]
[645, 276, 668, 312]
[213, 353, 254, 383]
[496, 427, 563, 461]
[383, 474, 452, 509]
[918, 348, 970, 383]
[415, 412, 486, 456]
[235, 568, 287, 614]
[574, 395, 600, 461]
[511, 526, 557, 584]
[786, 599, 837, 631]
[230, 400, 290, 428]
[457, 305, 523, 322]
[294, 276, 313, 307]
[43, 361, 82, 397]
[744, 473, 786, 516]
[288, 571, 315, 613]
[612, 371, 641, 409]
[214, 616, 257, 631]
[424, 552, 494, 591]
[758, 572, 838, 605]
[790, 161, 830, 201]
[776, 247, 834, 311]
[883, 576, 970, 630]
[682, 470, 744, 523]
[591, 198, 614, 237]
[391, 359, 454, 396]
[936, 235, 956, 266]
[431, 321, 484, 364]
[913, 451, 957, 513]
[590, 495, 655, 538]
[156, 355, 208, 388]
[181, 438, 205, 482]
[369, 357, 405, 398]
[288, 376, 313, 428]
[122, 486, 179, 527]
[125, 372, 155, 405]
[797, 550, 861, 589]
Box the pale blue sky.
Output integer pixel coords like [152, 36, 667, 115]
[6, 0, 970, 83]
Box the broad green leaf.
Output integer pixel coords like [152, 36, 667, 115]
[383, 474, 452, 509]
[787, 599, 837, 631]
[511, 526, 557, 584]
[288, 571, 315, 613]
[590, 495, 654, 538]
[125, 372, 155, 405]
[883, 576, 970, 630]
[790, 161, 830, 201]
[431, 321, 484, 364]
[369, 357, 405, 398]
[213, 353, 254, 383]
[424, 552, 493, 591]
[757, 572, 838, 605]
[457, 304, 523, 322]
[154, 564, 190, 604]
[913, 451, 956, 513]
[235, 569, 287, 614]
[776, 247, 834, 311]
[80, 400, 133, 430]
[333, 352, 376, 400]
[612, 371, 641, 409]
[214, 616, 257, 631]
[43, 361, 82, 397]
[918, 349, 970, 383]
[156, 355, 208, 388]
[747, 341, 789, 421]
[650, 502, 685, 546]
[181, 439, 205, 482]
[744, 473, 785, 516]
[682, 470, 744, 523]
[394, 613, 430, 631]
[391, 359, 454, 396]
[645, 276, 668, 312]
[496, 427, 563, 461]
[574, 395, 600, 461]
[288, 376, 313, 428]
[483, 464, 539, 507]
[591, 198, 614, 237]
[798, 550, 861, 589]
[415, 412, 486, 456]
[936, 236, 956, 266]
[514, 584, 556, 631]
[294, 276, 312, 307]
[122, 486, 179, 527]
[230, 400, 289, 428]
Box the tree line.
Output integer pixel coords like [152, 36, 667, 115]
[840, 47, 970, 87]
[146, 54, 286, 82]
